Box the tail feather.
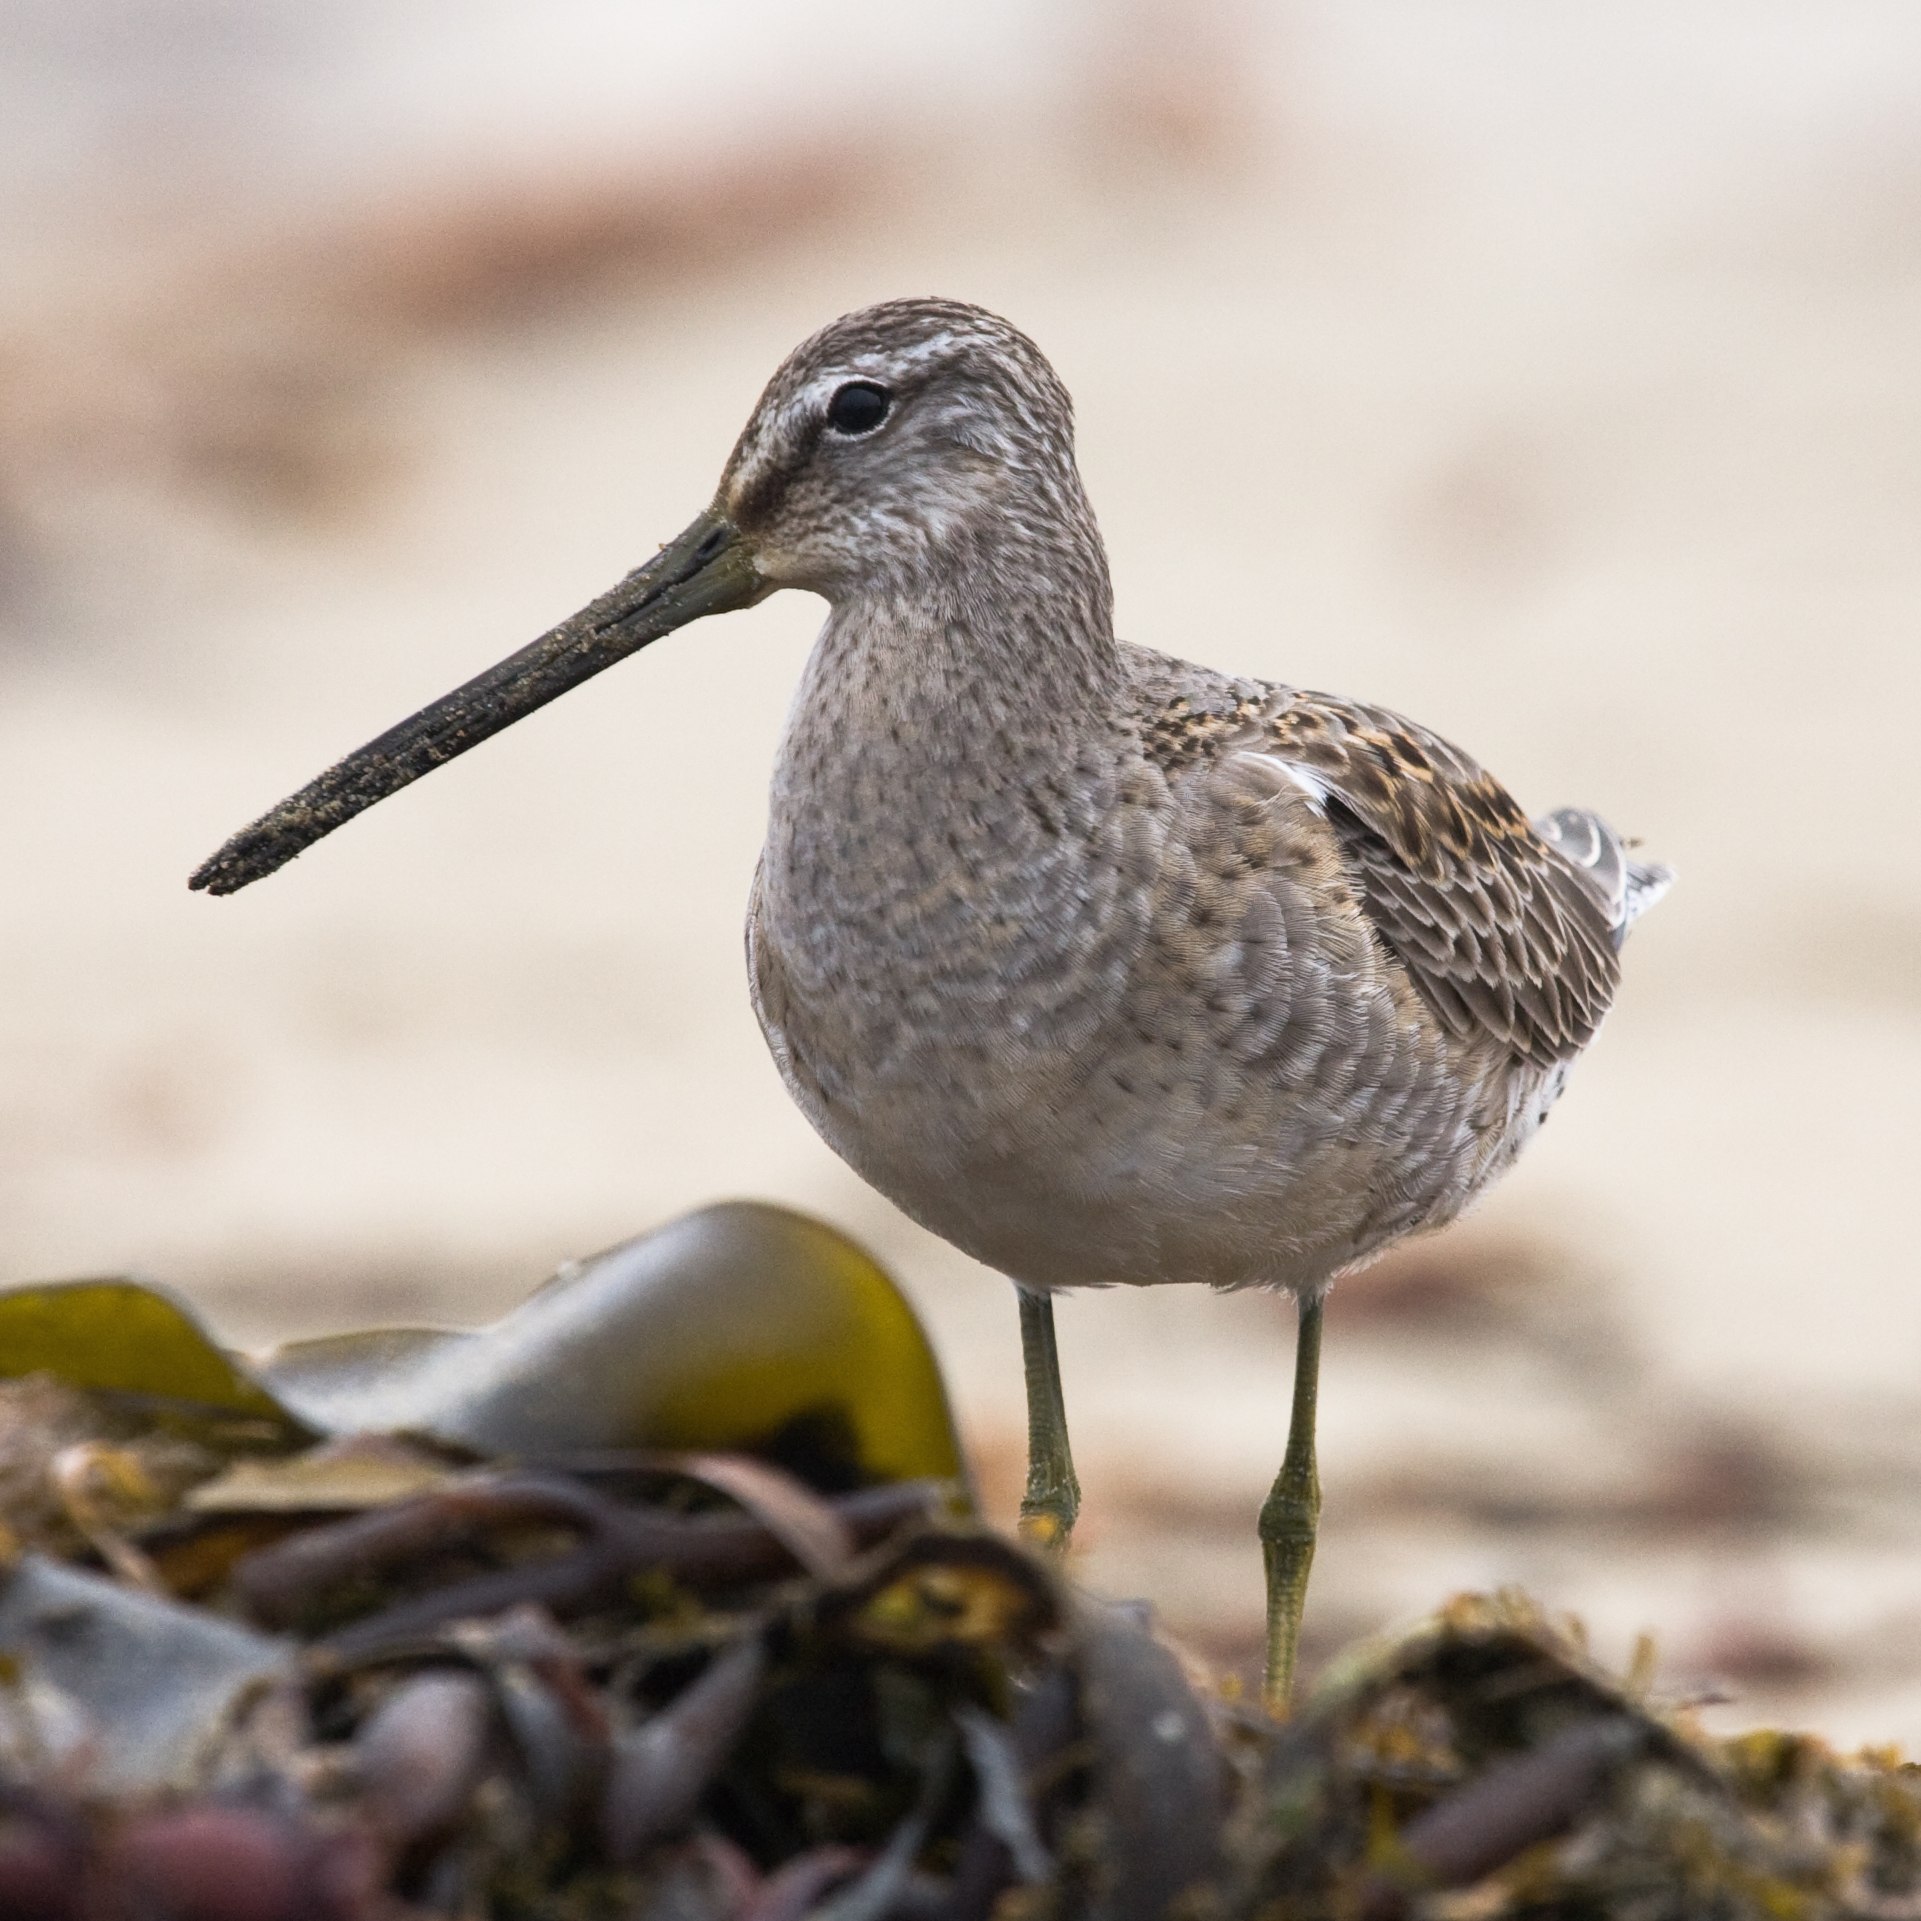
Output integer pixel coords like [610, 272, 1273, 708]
[1535, 805, 1672, 949]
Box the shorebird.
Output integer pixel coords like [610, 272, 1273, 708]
[191, 298, 1669, 1707]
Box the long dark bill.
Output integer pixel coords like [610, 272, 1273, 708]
[190, 508, 764, 896]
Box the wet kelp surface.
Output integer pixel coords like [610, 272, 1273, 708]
[3, 1210, 1921, 1920]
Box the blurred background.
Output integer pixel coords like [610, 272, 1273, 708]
[4, 0, 1921, 1736]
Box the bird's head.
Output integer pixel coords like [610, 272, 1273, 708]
[717, 298, 1090, 598]
[188, 297, 1091, 897]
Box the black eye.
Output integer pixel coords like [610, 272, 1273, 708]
[826, 380, 890, 436]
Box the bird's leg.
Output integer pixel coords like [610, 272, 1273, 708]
[1259, 1289, 1324, 1713]
[1016, 1286, 1081, 1552]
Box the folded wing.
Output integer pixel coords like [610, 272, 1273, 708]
[1251, 693, 1658, 1068]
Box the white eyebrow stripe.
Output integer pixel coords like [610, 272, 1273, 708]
[798, 332, 965, 410]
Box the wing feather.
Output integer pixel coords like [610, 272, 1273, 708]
[1129, 655, 1663, 1068]
[1256, 695, 1621, 1065]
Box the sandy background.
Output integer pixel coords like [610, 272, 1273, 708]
[5, 1, 1921, 1735]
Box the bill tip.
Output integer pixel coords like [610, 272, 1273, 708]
[188, 844, 263, 896]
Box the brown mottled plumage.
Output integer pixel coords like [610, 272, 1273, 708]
[1142, 679, 1625, 1067]
[188, 296, 1670, 1706]
[725, 302, 1665, 1310]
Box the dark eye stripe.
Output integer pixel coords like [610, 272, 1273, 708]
[826, 381, 890, 435]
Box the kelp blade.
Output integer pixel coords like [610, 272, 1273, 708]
[0, 1205, 966, 1496]
[0, 1278, 301, 1429]
[258, 1203, 968, 1492]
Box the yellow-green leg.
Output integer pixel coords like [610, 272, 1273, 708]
[1016, 1287, 1081, 1552]
[1259, 1290, 1324, 1713]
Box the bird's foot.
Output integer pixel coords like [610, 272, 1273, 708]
[1258, 1470, 1320, 1713]
[1260, 1290, 1326, 1716]
[1017, 1470, 1081, 1555]
[1015, 1286, 1081, 1557]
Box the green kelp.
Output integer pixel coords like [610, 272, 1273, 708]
[0, 1203, 966, 1493]
[4, 1216, 1921, 1918]
[0, 1279, 301, 1434]
[0, 1367, 1221, 1921]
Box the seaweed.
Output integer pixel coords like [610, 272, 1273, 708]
[2, 1209, 1918, 1920]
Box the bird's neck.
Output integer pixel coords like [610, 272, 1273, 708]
[792, 527, 1121, 772]
[766, 534, 1130, 933]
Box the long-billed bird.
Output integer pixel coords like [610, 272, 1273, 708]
[192, 298, 1670, 1707]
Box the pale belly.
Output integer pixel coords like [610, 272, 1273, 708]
[747, 891, 1566, 1297]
